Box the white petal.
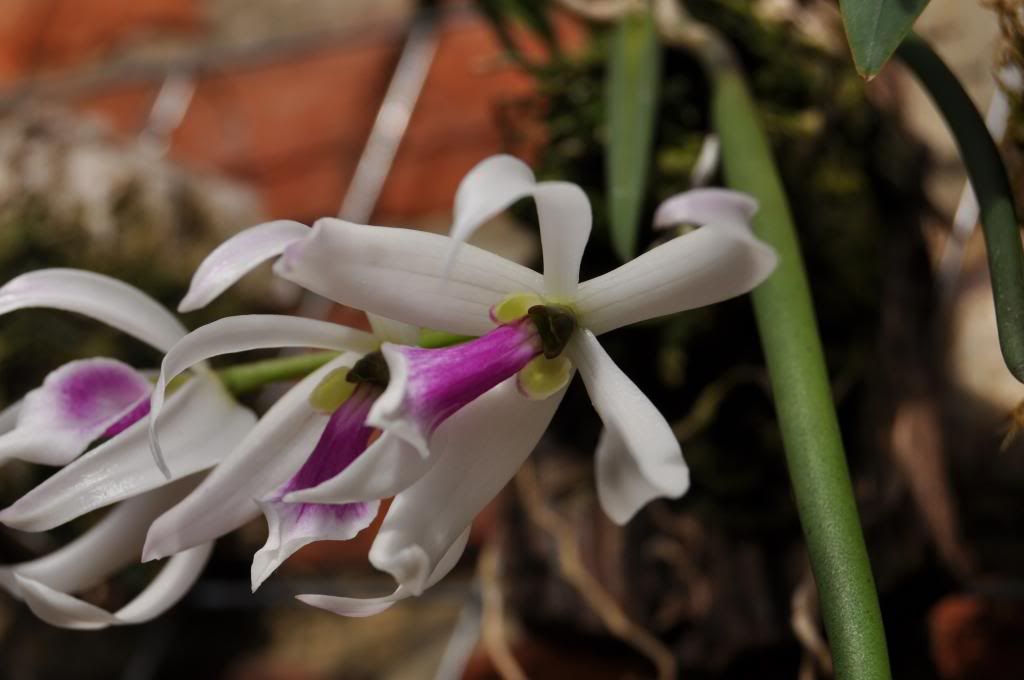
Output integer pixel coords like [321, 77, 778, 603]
[149, 315, 377, 476]
[0, 359, 150, 468]
[448, 156, 590, 299]
[652, 188, 758, 231]
[0, 375, 255, 532]
[284, 432, 428, 504]
[251, 499, 379, 591]
[450, 155, 536, 244]
[369, 379, 563, 595]
[0, 476, 199, 599]
[367, 313, 420, 345]
[274, 219, 543, 336]
[575, 224, 778, 335]
[533, 182, 591, 298]
[296, 527, 470, 617]
[14, 542, 212, 630]
[0, 400, 21, 434]
[142, 354, 357, 561]
[0, 269, 186, 352]
[567, 330, 688, 524]
[179, 220, 310, 312]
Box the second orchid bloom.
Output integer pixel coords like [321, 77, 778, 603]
[144, 154, 777, 616]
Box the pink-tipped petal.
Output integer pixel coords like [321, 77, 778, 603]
[251, 385, 382, 589]
[0, 359, 150, 468]
[0, 375, 254, 532]
[575, 222, 778, 335]
[652, 187, 758, 231]
[143, 354, 358, 561]
[567, 330, 689, 525]
[284, 432, 427, 505]
[369, 379, 563, 595]
[368, 323, 541, 457]
[0, 269, 186, 352]
[296, 527, 470, 617]
[274, 219, 543, 337]
[179, 220, 310, 312]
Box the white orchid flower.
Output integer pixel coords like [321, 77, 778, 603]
[140, 304, 474, 615]
[155, 155, 777, 614]
[0, 269, 256, 629]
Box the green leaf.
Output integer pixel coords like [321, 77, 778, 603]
[605, 10, 660, 262]
[840, 0, 931, 78]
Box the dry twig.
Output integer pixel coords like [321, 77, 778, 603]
[516, 460, 677, 680]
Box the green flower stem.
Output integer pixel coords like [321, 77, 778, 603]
[896, 34, 1024, 382]
[694, 37, 891, 680]
[218, 351, 339, 396]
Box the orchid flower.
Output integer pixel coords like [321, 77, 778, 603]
[0, 269, 256, 629]
[152, 155, 777, 614]
[140, 308, 478, 615]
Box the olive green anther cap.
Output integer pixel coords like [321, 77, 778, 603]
[527, 304, 577, 359]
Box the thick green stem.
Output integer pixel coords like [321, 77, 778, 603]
[218, 351, 339, 396]
[705, 51, 891, 680]
[896, 34, 1024, 382]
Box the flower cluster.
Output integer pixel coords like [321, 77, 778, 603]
[0, 155, 776, 627]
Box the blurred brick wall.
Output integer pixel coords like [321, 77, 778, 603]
[0, 0, 582, 223]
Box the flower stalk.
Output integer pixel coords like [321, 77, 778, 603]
[896, 33, 1024, 383]
[217, 351, 340, 396]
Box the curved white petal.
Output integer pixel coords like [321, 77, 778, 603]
[296, 527, 470, 617]
[367, 313, 420, 346]
[274, 219, 543, 337]
[0, 400, 21, 434]
[0, 359, 150, 468]
[284, 432, 427, 504]
[149, 315, 376, 476]
[14, 542, 212, 630]
[0, 375, 255, 532]
[448, 156, 591, 299]
[567, 330, 689, 524]
[533, 182, 591, 298]
[179, 220, 310, 312]
[450, 155, 537, 244]
[369, 379, 564, 595]
[575, 224, 778, 335]
[251, 498, 379, 591]
[652, 188, 758, 231]
[143, 354, 358, 561]
[0, 476, 199, 599]
[0, 269, 186, 352]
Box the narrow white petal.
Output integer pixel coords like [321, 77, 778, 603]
[0, 400, 20, 434]
[296, 527, 470, 617]
[285, 432, 431, 504]
[567, 330, 688, 524]
[0, 476, 199, 599]
[0, 375, 255, 531]
[149, 315, 376, 476]
[652, 188, 758, 231]
[251, 499, 379, 591]
[369, 379, 563, 595]
[179, 220, 310, 312]
[14, 542, 213, 630]
[142, 354, 357, 561]
[575, 224, 778, 335]
[533, 182, 591, 298]
[274, 219, 543, 336]
[449, 155, 536, 244]
[0, 359, 150, 468]
[367, 313, 420, 346]
[0, 269, 186, 352]
[447, 156, 590, 299]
